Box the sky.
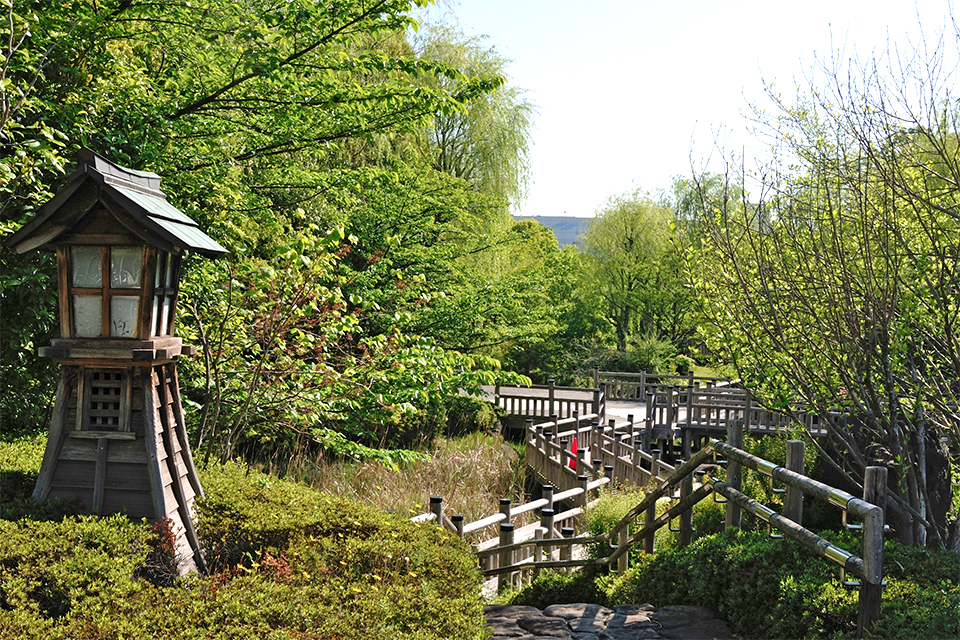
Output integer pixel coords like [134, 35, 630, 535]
[416, 0, 955, 218]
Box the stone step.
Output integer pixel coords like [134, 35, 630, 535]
[484, 602, 733, 640]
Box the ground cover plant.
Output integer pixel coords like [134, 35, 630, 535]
[0, 436, 486, 640]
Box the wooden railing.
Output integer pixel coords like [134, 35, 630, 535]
[594, 369, 731, 402]
[415, 416, 887, 638]
[489, 380, 605, 422]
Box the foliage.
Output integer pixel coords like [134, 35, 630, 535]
[500, 569, 610, 610]
[604, 531, 960, 639]
[583, 189, 696, 352]
[281, 432, 527, 532]
[582, 488, 724, 562]
[444, 395, 502, 437]
[414, 24, 536, 208]
[0, 445, 486, 640]
[0, 0, 543, 468]
[693, 29, 960, 547]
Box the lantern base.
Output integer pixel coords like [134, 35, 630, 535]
[33, 362, 205, 574]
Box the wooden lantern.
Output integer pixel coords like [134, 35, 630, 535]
[5, 148, 226, 572]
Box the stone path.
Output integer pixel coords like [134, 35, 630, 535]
[485, 603, 733, 640]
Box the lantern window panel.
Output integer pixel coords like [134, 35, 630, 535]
[110, 296, 139, 337]
[110, 247, 143, 288]
[67, 246, 148, 339]
[72, 247, 103, 287]
[150, 252, 180, 337]
[73, 295, 103, 338]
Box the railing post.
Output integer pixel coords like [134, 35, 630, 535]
[618, 523, 630, 574]
[560, 527, 574, 567]
[743, 393, 752, 434]
[452, 514, 464, 538]
[548, 379, 556, 418]
[542, 484, 554, 511]
[590, 420, 600, 461]
[560, 438, 569, 467]
[430, 496, 443, 527]
[533, 526, 544, 577]
[593, 368, 600, 390]
[666, 386, 676, 430]
[579, 474, 589, 509]
[500, 497, 512, 526]
[541, 508, 555, 560]
[858, 466, 887, 638]
[600, 382, 608, 422]
[592, 387, 600, 418]
[725, 419, 743, 531]
[639, 370, 647, 401]
[784, 440, 805, 524]
[498, 522, 515, 593]
[608, 418, 618, 481]
[644, 491, 656, 554]
[679, 430, 693, 548]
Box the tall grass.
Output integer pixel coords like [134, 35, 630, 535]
[272, 432, 529, 528]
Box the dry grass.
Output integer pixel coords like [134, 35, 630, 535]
[275, 433, 530, 529]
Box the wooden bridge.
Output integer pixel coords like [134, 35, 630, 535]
[487, 370, 827, 446]
[418, 372, 887, 638]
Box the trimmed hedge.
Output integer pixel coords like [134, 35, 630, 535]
[0, 436, 486, 639]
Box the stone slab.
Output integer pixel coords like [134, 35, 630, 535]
[517, 615, 573, 638]
[650, 605, 714, 629]
[544, 603, 614, 620]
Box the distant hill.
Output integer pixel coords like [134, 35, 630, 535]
[513, 215, 591, 248]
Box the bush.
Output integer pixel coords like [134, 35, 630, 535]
[0, 435, 82, 521]
[502, 569, 610, 609]
[604, 530, 960, 639]
[672, 354, 696, 375]
[444, 395, 502, 437]
[582, 487, 725, 561]
[0, 437, 487, 640]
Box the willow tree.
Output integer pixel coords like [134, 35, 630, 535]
[581, 190, 695, 353]
[414, 24, 536, 209]
[695, 28, 960, 549]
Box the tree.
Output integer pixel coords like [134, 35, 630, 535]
[582, 190, 695, 352]
[694, 28, 960, 549]
[414, 24, 536, 208]
[0, 0, 527, 462]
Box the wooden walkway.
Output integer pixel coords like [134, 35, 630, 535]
[486, 371, 827, 453]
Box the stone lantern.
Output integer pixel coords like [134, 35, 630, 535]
[5, 148, 226, 572]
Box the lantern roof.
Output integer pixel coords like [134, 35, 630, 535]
[5, 148, 227, 257]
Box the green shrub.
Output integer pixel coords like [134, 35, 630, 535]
[603, 530, 960, 639]
[0, 445, 486, 639]
[0, 435, 82, 521]
[502, 569, 609, 609]
[672, 354, 696, 375]
[444, 395, 502, 437]
[582, 487, 725, 561]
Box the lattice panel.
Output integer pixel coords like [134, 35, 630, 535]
[88, 371, 123, 429]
